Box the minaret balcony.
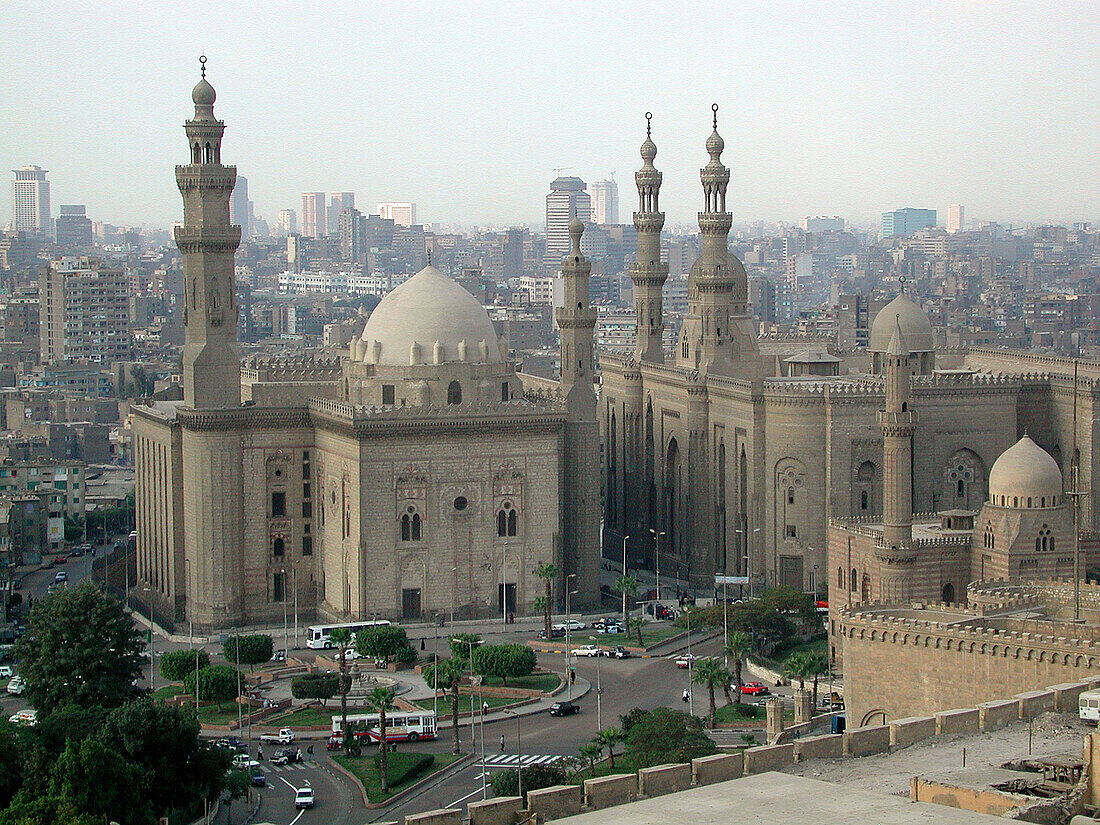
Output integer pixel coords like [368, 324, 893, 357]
[877, 410, 917, 433]
[556, 309, 597, 329]
[174, 225, 242, 254]
[633, 214, 665, 233]
[697, 214, 732, 234]
[174, 165, 237, 191]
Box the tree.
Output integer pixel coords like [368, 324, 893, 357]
[612, 575, 638, 627]
[533, 563, 557, 641]
[691, 658, 731, 723]
[472, 643, 536, 687]
[725, 631, 751, 705]
[160, 649, 210, 683]
[221, 768, 250, 825]
[623, 707, 717, 768]
[785, 651, 829, 709]
[449, 633, 482, 661]
[222, 634, 274, 673]
[0, 720, 23, 808]
[183, 665, 240, 712]
[49, 738, 152, 825]
[421, 658, 465, 754]
[330, 627, 353, 752]
[593, 728, 622, 769]
[14, 581, 143, 715]
[356, 625, 415, 664]
[577, 742, 602, 774]
[291, 674, 338, 707]
[627, 615, 648, 648]
[364, 687, 397, 793]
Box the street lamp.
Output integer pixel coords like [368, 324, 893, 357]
[503, 709, 523, 798]
[280, 567, 289, 662]
[587, 635, 603, 730]
[620, 534, 630, 627]
[565, 574, 577, 702]
[501, 540, 509, 625]
[450, 566, 457, 625]
[735, 527, 761, 597]
[649, 529, 665, 604]
[186, 559, 198, 714]
[293, 559, 300, 652]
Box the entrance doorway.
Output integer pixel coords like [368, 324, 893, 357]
[497, 582, 517, 618]
[401, 588, 422, 620]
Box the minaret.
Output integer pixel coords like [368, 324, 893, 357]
[557, 216, 597, 414]
[630, 113, 669, 363]
[878, 316, 917, 548]
[175, 55, 242, 409]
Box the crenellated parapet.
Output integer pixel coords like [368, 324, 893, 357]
[241, 354, 343, 382]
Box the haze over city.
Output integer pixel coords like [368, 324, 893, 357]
[3, 0, 1098, 229]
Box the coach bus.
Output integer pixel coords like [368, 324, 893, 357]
[305, 619, 391, 649]
[330, 710, 438, 743]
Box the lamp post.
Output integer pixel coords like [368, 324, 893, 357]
[452, 636, 479, 754]
[293, 559, 300, 652]
[186, 559, 198, 714]
[588, 635, 603, 731]
[649, 529, 665, 604]
[501, 540, 508, 624]
[620, 534, 629, 627]
[565, 574, 577, 702]
[736, 527, 761, 598]
[450, 566, 457, 625]
[504, 709, 523, 798]
[281, 568, 289, 662]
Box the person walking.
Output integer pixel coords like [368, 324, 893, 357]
[306, 744, 314, 761]
[681, 688, 689, 704]
[482, 700, 489, 715]
[257, 746, 264, 761]
[499, 734, 505, 752]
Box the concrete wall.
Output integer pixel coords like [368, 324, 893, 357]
[910, 777, 1028, 817]
[525, 785, 583, 822]
[743, 744, 795, 774]
[692, 753, 743, 786]
[637, 763, 692, 797]
[844, 725, 891, 757]
[935, 707, 981, 736]
[1016, 689, 1056, 718]
[583, 774, 638, 810]
[890, 716, 936, 748]
[793, 733, 843, 761]
[403, 809, 463, 825]
[467, 797, 523, 825]
[979, 698, 1019, 730]
[1051, 682, 1088, 713]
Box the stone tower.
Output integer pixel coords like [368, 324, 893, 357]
[878, 316, 917, 549]
[557, 216, 601, 608]
[630, 113, 669, 363]
[175, 55, 242, 409]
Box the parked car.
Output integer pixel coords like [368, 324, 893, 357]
[573, 645, 604, 658]
[607, 646, 632, 659]
[250, 770, 266, 787]
[552, 620, 586, 632]
[6, 676, 25, 695]
[674, 654, 697, 669]
[259, 727, 295, 744]
[7, 709, 37, 726]
[232, 754, 260, 770]
[0, 666, 13, 679]
[295, 785, 315, 809]
[53, 555, 68, 565]
[536, 628, 565, 640]
[548, 700, 580, 717]
[740, 682, 770, 696]
[270, 747, 302, 765]
[596, 624, 623, 635]
[54, 571, 68, 584]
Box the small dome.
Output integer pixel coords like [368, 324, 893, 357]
[192, 78, 216, 107]
[870, 293, 934, 353]
[640, 136, 657, 164]
[988, 435, 1063, 507]
[706, 129, 725, 158]
[359, 265, 502, 367]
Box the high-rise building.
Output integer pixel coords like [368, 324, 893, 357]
[544, 177, 590, 267]
[39, 256, 132, 364]
[800, 216, 845, 233]
[590, 179, 619, 226]
[375, 202, 416, 227]
[230, 175, 250, 237]
[881, 207, 936, 238]
[54, 205, 93, 247]
[328, 192, 355, 235]
[11, 165, 51, 237]
[301, 192, 326, 238]
[338, 206, 366, 264]
[947, 203, 964, 234]
[276, 209, 297, 235]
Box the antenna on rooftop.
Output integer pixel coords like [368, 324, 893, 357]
[553, 167, 573, 178]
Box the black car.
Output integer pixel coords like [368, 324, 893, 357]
[608, 646, 632, 659]
[250, 770, 266, 787]
[270, 747, 302, 765]
[548, 700, 579, 717]
[536, 628, 566, 640]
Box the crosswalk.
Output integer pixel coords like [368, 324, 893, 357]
[262, 761, 311, 773]
[476, 753, 565, 768]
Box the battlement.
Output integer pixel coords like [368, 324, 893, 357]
[241, 354, 343, 382]
[968, 346, 1100, 381]
[308, 396, 565, 430]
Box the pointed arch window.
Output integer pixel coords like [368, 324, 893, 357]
[401, 507, 423, 542]
[447, 381, 462, 405]
[497, 502, 518, 537]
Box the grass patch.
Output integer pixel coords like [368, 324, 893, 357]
[333, 751, 464, 802]
[479, 673, 560, 692]
[412, 694, 516, 712]
[569, 753, 638, 783]
[152, 683, 188, 702]
[772, 635, 828, 662]
[273, 706, 337, 727]
[195, 704, 247, 726]
[636, 625, 683, 647]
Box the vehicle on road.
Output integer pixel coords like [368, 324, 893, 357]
[572, 645, 604, 657]
[270, 747, 302, 765]
[332, 710, 438, 742]
[326, 733, 343, 751]
[232, 754, 260, 770]
[607, 646, 632, 659]
[674, 654, 697, 669]
[213, 737, 247, 753]
[740, 682, 770, 696]
[552, 620, 586, 632]
[54, 571, 68, 584]
[536, 628, 565, 640]
[8, 709, 37, 726]
[0, 666, 13, 679]
[596, 624, 623, 634]
[250, 770, 266, 787]
[53, 555, 68, 565]
[295, 785, 315, 809]
[6, 676, 25, 695]
[548, 700, 580, 717]
[258, 727, 295, 745]
[306, 619, 391, 650]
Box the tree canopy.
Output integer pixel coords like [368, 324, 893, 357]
[356, 625, 416, 664]
[471, 643, 536, 686]
[222, 634, 274, 672]
[622, 707, 717, 768]
[291, 673, 338, 706]
[159, 649, 210, 683]
[183, 665, 240, 711]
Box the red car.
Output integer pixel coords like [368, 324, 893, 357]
[739, 682, 770, 696]
[53, 555, 68, 565]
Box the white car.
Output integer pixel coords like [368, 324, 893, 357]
[7, 709, 37, 726]
[552, 620, 586, 632]
[6, 676, 25, 695]
[295, 785, 315, 809]
[0, 666, 13, 679]
[232, 754, 260, 770]
[573, 645, 605, 658]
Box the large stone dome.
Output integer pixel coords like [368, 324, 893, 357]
[988, 435, 1063, 508]
[870, 293, 934, 353]
[359, 265, 503, 367]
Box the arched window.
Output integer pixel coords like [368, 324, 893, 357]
[192, 142, 202, 164]
[860, 490, 869, 510]
[401, 514, 411, 541]
[850, 568, 858, 592]
[497, 503, 518, 537]
[447, 381, 462, 405]
[787, 487, 795, 505]
[942, 583, 955, 603]
[204, 141, 213, 163]
[682, 340, 689, 358]
[497, 509, 506, 537]
[837, 566, 844, 588]
[411, 512, 422, 541]
[401, 510, 422, 542]
[272, 537, 285, 557]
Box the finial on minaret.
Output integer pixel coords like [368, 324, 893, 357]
[640, 112, 657, 165]
[427, 248, 432, 266]
[712, 102, 718, 129]
[569, 210, 584, 255]
[200, 54, 207, 79]
[646, 111, 652, 138]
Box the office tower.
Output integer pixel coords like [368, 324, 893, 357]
[947, 203, 964, 234]
[375, 202, 416, 227]
[881, 207, 937, 238]
[276, 209, 297, 235]
[590, 179, 619, 225]
[338, 206, 366, 264]
[39, 256, 132, 363]
[544, 177, 590, 267]
[799, 216, 845, 233]
[503, 227, 527, 279]
[230, 175, 250, 237]
[301, 192, 326, 238]
[329, 192, 355, 235]
[54, 205, 93, 247]
[11, 166, 51, 237]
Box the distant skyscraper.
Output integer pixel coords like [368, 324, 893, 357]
[544, 177, 590, 266]
[39, 256, 132, 363]
[54, 205, 93, 247]
[376, 202, 416, 227]
[590, 179, 619, 225]
[301, 192, 326, 238]
[230, 175, 250, 236]
[11, 165, 51, 237]
[800, 216, 845, 233]
[329, 193, 355, 236]
[881, 207, 936, 238]
[277, 209, 297, 235]
[947, 203, 964, 234]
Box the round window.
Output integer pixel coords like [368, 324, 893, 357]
[453, 496, 468, 511]
[274, 469, 283, 478]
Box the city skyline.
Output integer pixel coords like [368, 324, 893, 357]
[2, 2, 1098, 230]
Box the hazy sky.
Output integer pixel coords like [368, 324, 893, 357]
[3, 1, 1098, 230]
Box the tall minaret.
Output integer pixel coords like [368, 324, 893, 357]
[878, 316, 917, 549]
[630, 113, 669, 363]
[175, 56, 242, 409]
[557, 216, 597, 414]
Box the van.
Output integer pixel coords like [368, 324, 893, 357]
[0, 666, 13, 679]
[1079, 689, 1100, 722]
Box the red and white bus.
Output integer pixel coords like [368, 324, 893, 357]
[330, 710, 438, 743]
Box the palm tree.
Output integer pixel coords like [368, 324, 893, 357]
[578, 742, 602, 775]
[533, 563, 557, 640]
[725, 631, 751, 705]
[692, 657, 732, 723]
[627, 615, 648, 648]
[802, 652, 830, 710]
[422, 658, 464, 754]
[593, 727, 623, 769]
[612, 575, 638, 628]
[330, 627, 353, 751]
[365, 686, 397, 793]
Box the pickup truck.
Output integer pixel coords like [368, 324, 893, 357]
[259, 728, 295, 745]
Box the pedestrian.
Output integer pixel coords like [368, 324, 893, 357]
[682, 688, 689, 704]
[569, 668, 576, 685]
[420, 637, 426, 651]
[307, 744, 314, 761]
[258, 746, 264, 761]
[482, 700, 489, 715]
[500, 734, 505, 752]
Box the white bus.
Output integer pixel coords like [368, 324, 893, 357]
[1079, 689, 1100, 722]
[306, 620, 391, 649]
[331, 710, 437, 743]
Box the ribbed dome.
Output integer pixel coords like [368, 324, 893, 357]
[988, 435, 1063, 507]
[192, 78, 216, 107]
[870, 293, 934, 353]
[359, 265, 502, 367]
